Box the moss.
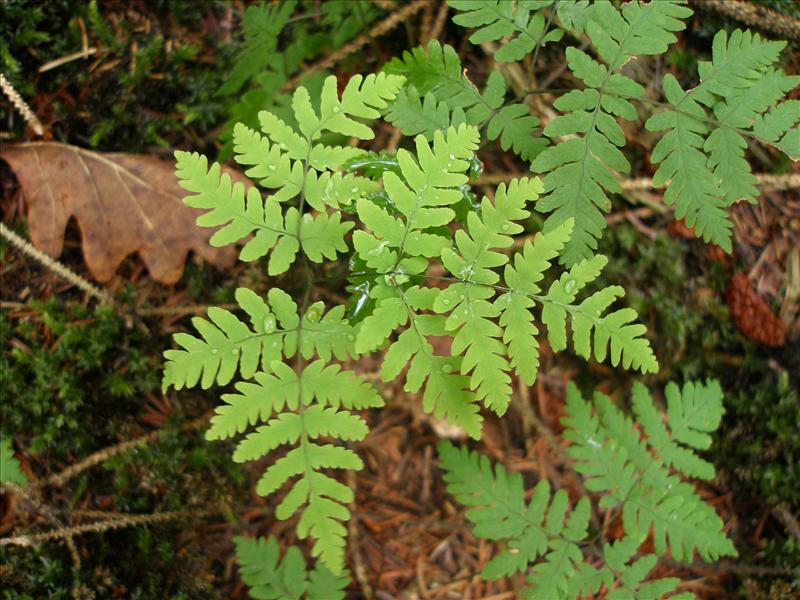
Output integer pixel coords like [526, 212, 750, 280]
[0, 301, 159, 460]
[0, 0, 233, 153]
[714, 370, 799, 507]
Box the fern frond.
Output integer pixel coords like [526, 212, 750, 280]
[438, 441, 589, 597]
[384, 42, 547, 158]
[163, 288, 356, 392]
[234, 536, 348, 600]
[385, 87, 467, 138]
[217, 1, 296, 97]
[567, 537, 688, 600]
[633, 380, 723, 480]
[752, 100, 800, 159]
[487, 103, 548, 162]
[442, 379, 733, 597]
[532, 0, 692, 265]
[447, 1, 565, 63]
[354, 124, 480, 276]
[178, 74, 404, 276]
[435, 178, 540, 414]
[214, 359, 381, 574]
[563, 381, 736, 562]
[646, 29, 798, 250]
[380, 286, 483, 439]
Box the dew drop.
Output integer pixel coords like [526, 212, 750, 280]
[564, 278, 577, 294]
[268, 165, 276, 171]
[351, 187, 359, 193]
[347, 334, 355, 342]
[442, 298, 451, 306]
[263, 317, 276, 333]
[332, 106, 340, 113]
[501, 223, 510, 231]
[449, 154, 456, 160]
[211, 349, 218, 355]
[231, 348, 239, 355]
[442, 363, 452, 373]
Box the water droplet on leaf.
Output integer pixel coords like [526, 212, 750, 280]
[564, 278, 577, 294]
[263, 317, 276, 333]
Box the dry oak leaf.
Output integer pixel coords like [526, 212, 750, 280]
[1, 142, 239, 284]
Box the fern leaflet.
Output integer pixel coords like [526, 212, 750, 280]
[234, 536, 348, 600]
[562, 380, 736, 562]
[384, 41, 547, 161]
[532, 0, 692, 265]
[646, 29, 799, 250]
[439, 437, 692, 599]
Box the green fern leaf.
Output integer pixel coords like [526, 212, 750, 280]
[533, 0, 691, 265]
[234, 536, 348, 600]
[385, 87, 467, 138]
[163, 288, 356, 392]
[646, 29, 797, 250]
[438, 441, 589, 596]
[217, 1, 296, 97]
[752, 100, 800, 159]
[563, 381, 736, 563]
[436, 178, 541, 414]
[487, 103, 547, 162]
[385, 42, 547, 158]
[383, 40, 480, 108]
[633, 380, 723, 480]
[448, 1, 565, 63]
[214, 358, 381, 574]
[179, 73, 404, 275]
[380, 287, 483, 439]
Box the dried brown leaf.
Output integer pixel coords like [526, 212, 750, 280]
[1, 142, 239, 284]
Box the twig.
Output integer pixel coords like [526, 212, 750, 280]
[0, 510, 214, 547]
[689, 0, 800, 41]
[475, 172, 800, 192]
[772, 502, 800, 542]
[0, 73, 44, 135]
[135, 303, 238, 317]
[0, 222, 114, 306]
[282, 0, 428, 91]
[38, 48, 99, 73]
[43, 412, 211, 489]
[429, 1, 450, 43]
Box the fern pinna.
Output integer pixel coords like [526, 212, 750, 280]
[390, 0, 798, 265]
[163, 69, 657, 576]
[439, 379, 736, 599]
